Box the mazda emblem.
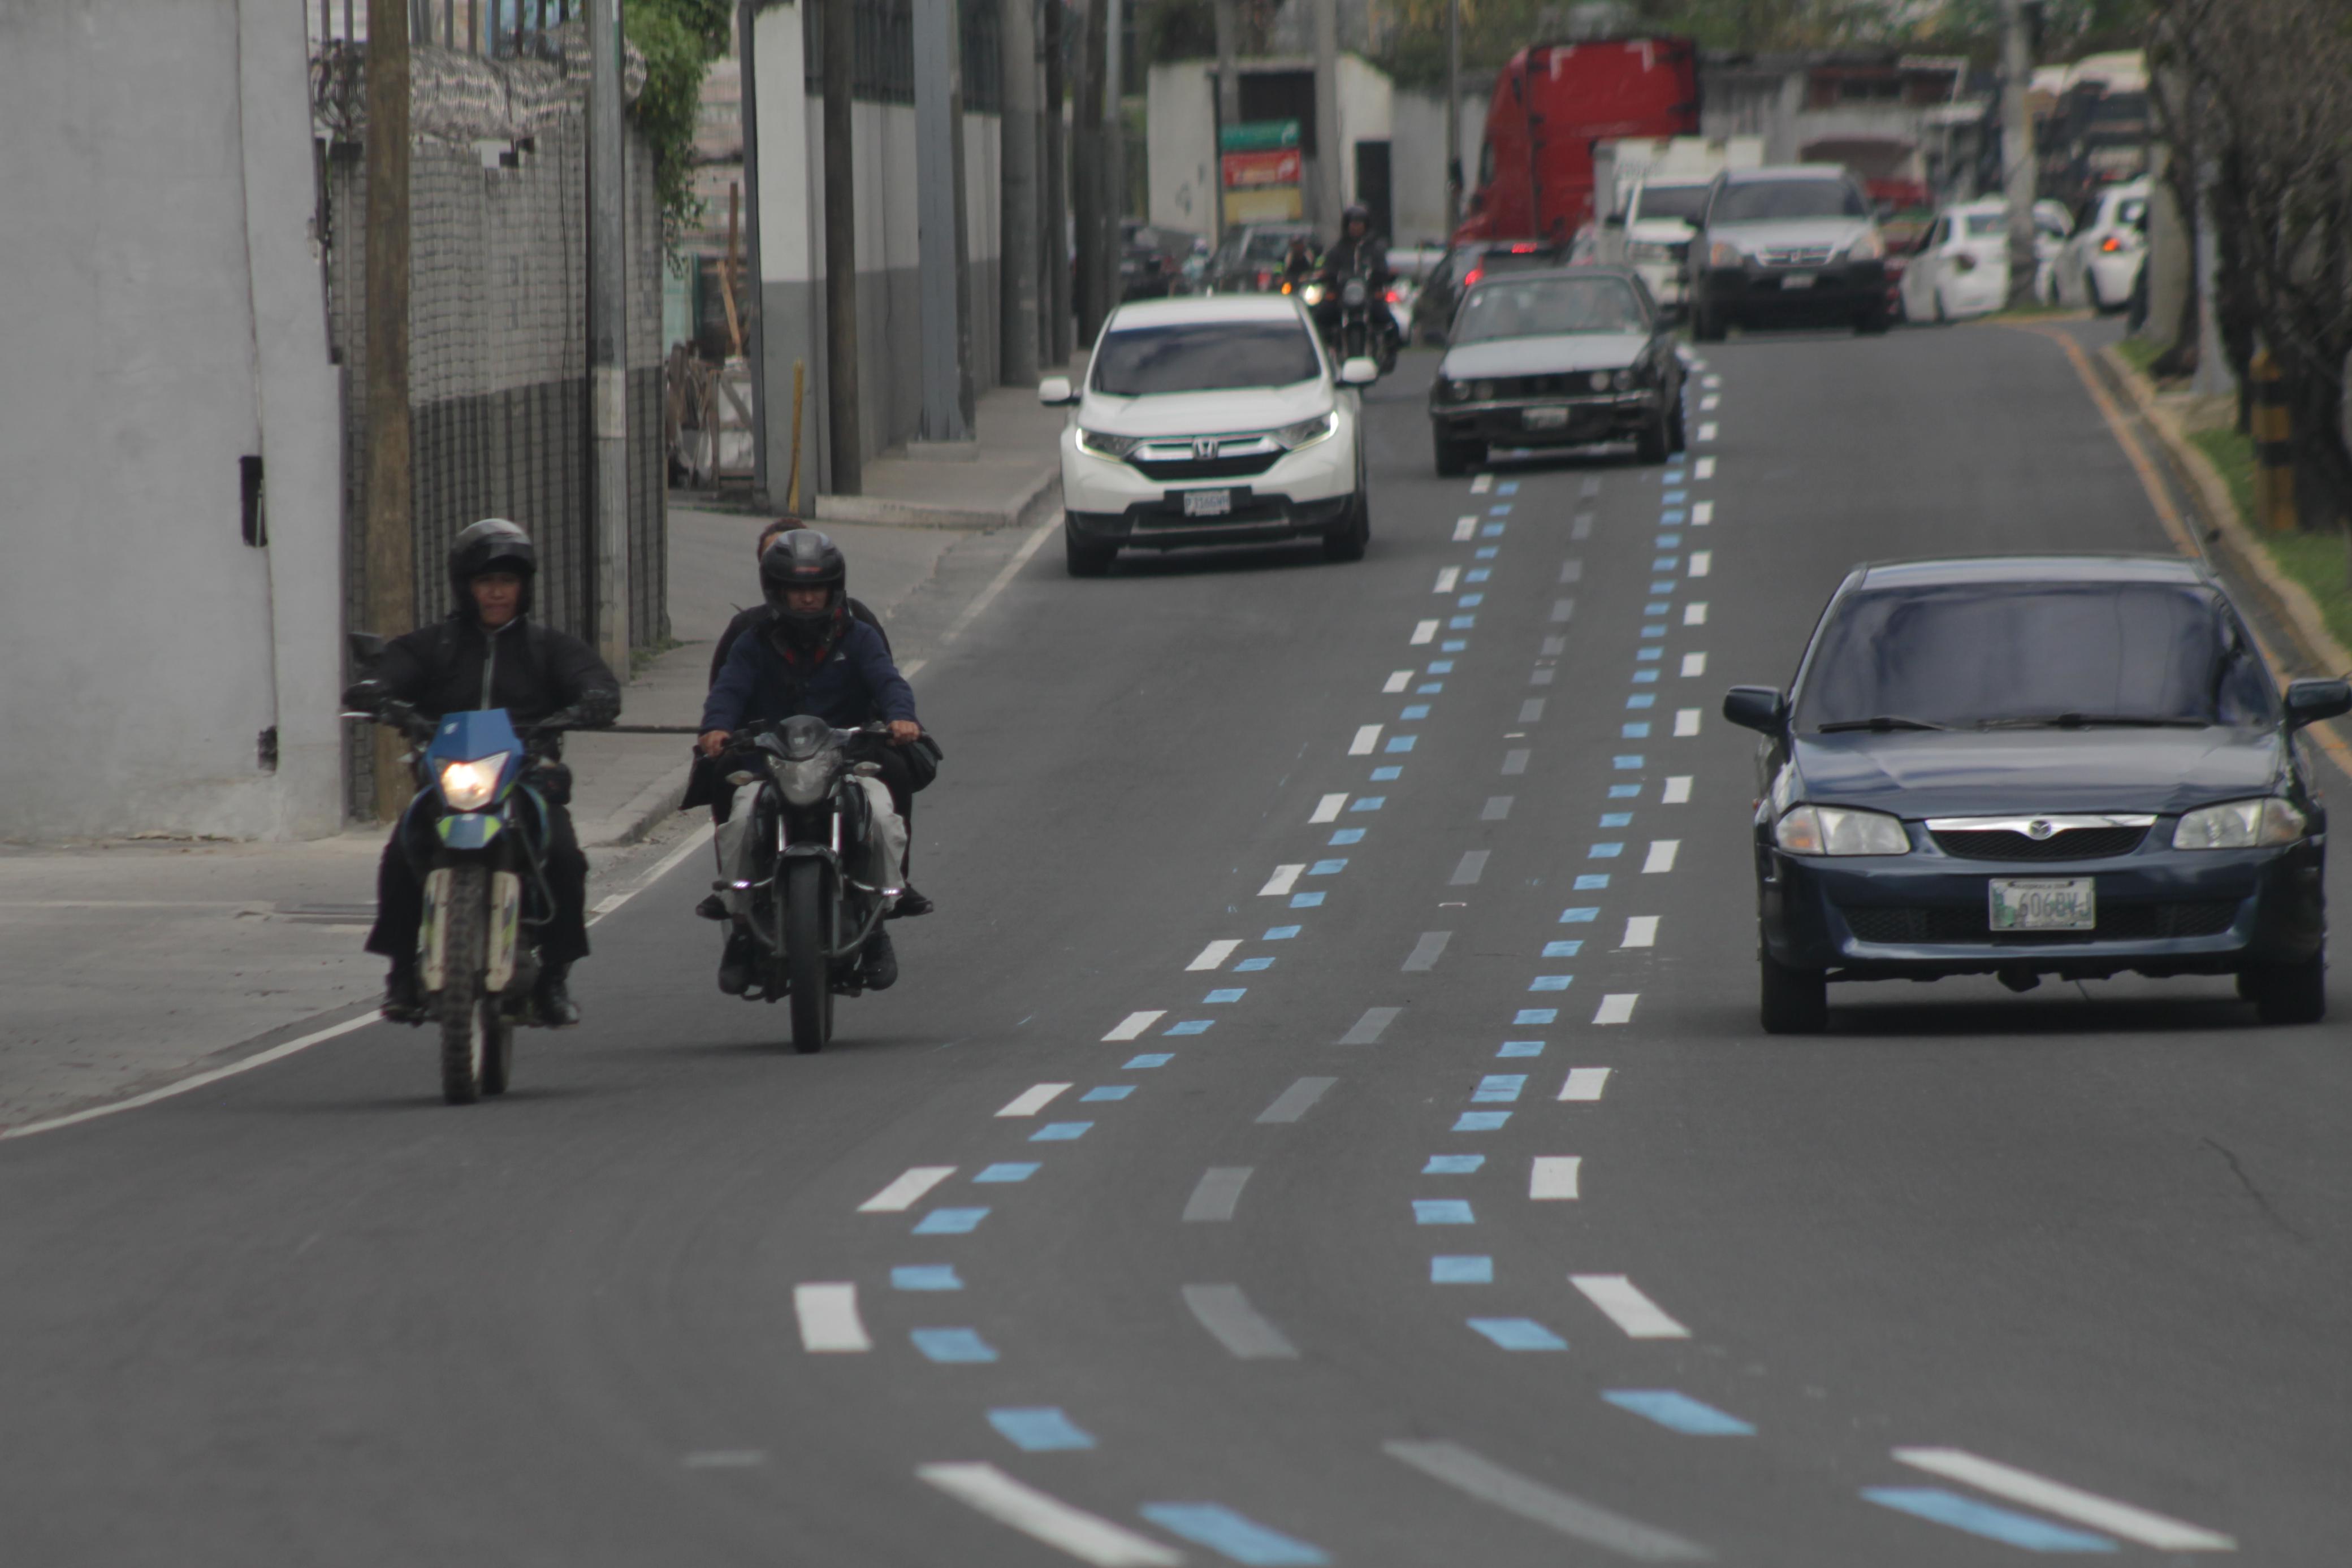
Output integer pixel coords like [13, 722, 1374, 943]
[2027, 820, 2056, 839]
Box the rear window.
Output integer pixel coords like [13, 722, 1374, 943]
[1964, 213, 2007, 237]
[1636, 185, 1710, 224]
[1243, 230, 1305, 262]
[1713, 179, 1868, 224]
[1454, 276, 1646, 342]
[1092, 321, 1322, 396]
[1796, 582, 2276, 731]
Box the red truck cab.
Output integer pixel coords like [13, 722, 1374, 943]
[1458, 38, 1701, 246]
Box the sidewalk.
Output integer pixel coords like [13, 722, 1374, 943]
[812, 374, 1073, 532]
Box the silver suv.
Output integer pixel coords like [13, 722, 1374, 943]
[1688, 164, 1890, 340]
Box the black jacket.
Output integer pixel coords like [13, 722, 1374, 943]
[708, 597, 890, 686]
[1319, 235, 1391, 289]
[373, 613, 621, 730]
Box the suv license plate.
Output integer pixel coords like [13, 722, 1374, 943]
[1989, 878, 2095, 931]
[1182, 488, 1232, 517]
[1780, 272, 1817, 289]
[1522, 406, 1571, 430]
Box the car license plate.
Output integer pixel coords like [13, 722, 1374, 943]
[1522, 406, 1571, 430]
[1988, 878, 2095, 931]
[1780, 272, 1817, 289]
[1181, 488, 1232, 517]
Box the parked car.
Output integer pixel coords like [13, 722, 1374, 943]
[1428, 267, 1684, 475]
[2053, 177, 2150, 311]
[1723, 555, 2351, 1033]
[1203, 222, 1317, 294]
[1039, 294, 1376, 575]
[1408, 240, 1568, 344]
[1899, 200, 2016, 323]
[1688, 164, 1891, 339]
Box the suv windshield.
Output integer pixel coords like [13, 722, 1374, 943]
[1092, 320, 1322, 396]
[1796, 582, 2277, 731]
[1454, 276, 1646, 341]
[1636, 185, 1710, 224]
[1712, 179, 1867, 224]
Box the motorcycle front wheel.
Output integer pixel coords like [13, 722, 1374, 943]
[784, 857, 833, 1054]
[438, 864, 490, 1103]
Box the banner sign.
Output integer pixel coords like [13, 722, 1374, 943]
[1221, 148, 1302, 189]
[1219, 119, 1300, 153]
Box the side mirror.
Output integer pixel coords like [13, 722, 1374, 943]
[348, 631, 387, 668]
[2284, 676, 2352, 727]
[1037, 376, 1076, 406]
[1339, 357, 1379, 387]
[1723, 685, 1788, 735]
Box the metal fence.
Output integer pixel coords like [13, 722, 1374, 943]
[310, 0, 581, 56]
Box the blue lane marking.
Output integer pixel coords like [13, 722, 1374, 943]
[1479, 524, 1503, 539]
[1607, 783, 1641, 798]
[1140, 1504, 1330, 1566]
[1400, 704, 1431, 720]
[1662, 488, 1687, 502]
[1351, 795, 1386, 811]
[1636, 646, 1662, 661]
[1627, 694, 1655, 709]
[1166, 1020, 1215, 1034]
[975, 1162, 1041, 1183]
[1309, 859, 1348, 874]
[1328, 828, 1364, 845]
[1600, 812, 1633, 827]
[1203, 988, 1246, 1003]
[1615, 753, 1645, 769]
[1589, 843, 1623, 858]
[1432, 1255, 1493, 1283]
[911, 1328, 998, 1363]
[1663, 469, 1685, 483]
[989, 1407, 1097, 1452]
[1264, 925, 1302, 940]
[1489, 504, 1511, 516]
[1861, 1488, 2118, 1553]
[1631, 669, 1659, 683]
[1649, 580, 1675, 594]
[1426, 659, 1455, 673]
[1423, 1154, 1484, 1173]
[1642, 601, 1670, 615]
[1387, 734, 1420, 753]
[1125, 1052, 1174, 1068]
[1454, 1111, 1511, 1130]
[1498, 480, 1520, 495]
[1031, 1121, 1093, 1141]
[1416, 682, 1443, 694]
[1574, 874, 1610, 890]
[1498, 1039, 1545, 1056]
[1474, 1075, 1527, 1102]
[1414, 1199, 1475, 1224]
[1441, 639, 1469, 652]
[1371, 763, 1405, 779]
[1514, 1008, 1558, 1025]
[1656, 534, 1680, 549]
[892, 1264, 962, 1290]
[1082, 1085, 1136, 1101]
[1289, 892, 1325, 908]
[1603, 1391, 1756, 1436]
[1465, 568, 1491, 582]
[1623, 723, 1652, 738]
[1661, 508, 1686, 523]
[1528, 976, 1572, 993]
[1475, 545, 1498, 558]
[1458, 594, 1485, 608]
[1235, 956, 1276, 971]
[1640, 625, 1665, 640]
[1468, 1318, 1567, 1351]
[914, 1207, 991, 1234]
[1543, 940, 1583, 958]
[1447, 616, 1476, 630]
[1560, 907, 1599, 923]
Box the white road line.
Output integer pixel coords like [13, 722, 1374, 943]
[1183, 1283, 1299, 1358]
[1187, 939, 1242, 971]
[1384, 1441, 1709, 1561]
[1691, 500, 1713, 524]
[919, 509, 1064, 668]
[1403, 931, 1452, 972]
[1338, 1007, 1401, 1045]
[1256, 1076, 1337, 1123]
[1102, 1010, 1166, 1041]
[1530, 1156, 1581, 1199]
[793, 1283, 873, 1352]
[1700, 393, 1720, 411]
[1697, 421, 1718, 442]
[1450, 850, 1489, 886]
[858, 1166, 958, 1212]
[1550, 598, 1576, 623]
[1453, 516, 1477, 541]
[1559, 1067, 1612, 1102]
[1642, 841, 1680, 874]
[1383, 670, 1412, 693]
[1594, 994, 1639, 1025]
[1683, 602, 1707, 626]
[1673, 709, 1700, 738]
[1350, 725, 1384, 756]
[1309, 794, 1348, 824]
[1890, 1449, 2237, 1552]
[1662, 776, 1692, 804]
[1571, 1275, 1690, 1340]
[1519, 698, 1547, 724]
[915, 1463, 1186, 1567]
[1679, 652, 1706, 677]
[997, 1083, 1073, 1117]
[1688, 550, 1711, 577]
[1620, 916, 1659, 948]
[1435, 566, 1462, 593]
[1259, 864, 1305, 896]
[588, 821, 718, 923]
[1412, 620, 1439, 644]
[1183, 1166, 1253, 1222]
[1702, 373, 1722, 388]
[1694, 457, 1716, 479]
[1472, 474, 1494, 493]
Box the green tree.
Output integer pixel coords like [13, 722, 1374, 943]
[624, 0, 733, 267]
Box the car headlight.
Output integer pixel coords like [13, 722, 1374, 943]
[1775, 803, 1910, 856]
[1612, 366, 1645, 391]
[1302, 283, 1327, 306]
[1473, 380, 1496, 401]
[1709, 240, 1745, 268]
[2172, 797, 2307, 850]
[1272, 410, 1338, 451]
[1586, 370, 1612, 392]
[1437, 377, 1473, 403]
[1843, 231, 1885, 261]
[1078, 427, 1139, 460]
[437, 753, 509, 812]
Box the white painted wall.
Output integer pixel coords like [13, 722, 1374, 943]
[1390, 88, 1490, 246]
[1147, 55, 1398, 240]
[0, 0, 342, 841]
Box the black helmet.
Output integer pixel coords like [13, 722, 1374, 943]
[1342, 202, 1372, 230]
[760, 529, 847, 634]
[448, 518, 537, 614]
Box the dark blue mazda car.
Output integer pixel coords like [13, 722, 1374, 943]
[1724, 556, 2351, 1032]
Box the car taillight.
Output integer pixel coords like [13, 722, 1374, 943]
[1508, 242, 1536, 253]
[1256, 270, 1273, 288]
[2100, 236, 2124, 253]
[1385, 288, 1401, 302]
[1463, 266, 1484, 288]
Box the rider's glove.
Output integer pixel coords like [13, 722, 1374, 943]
[342, 678, 392, 713]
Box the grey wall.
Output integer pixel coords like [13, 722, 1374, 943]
[0, 0, 343, 841]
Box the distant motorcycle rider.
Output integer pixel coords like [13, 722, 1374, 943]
[1315, 202, 1396, 354]
[348, 519, 620, 1025]
[1281, 232, 1318, 290]
[697, 530, 924, 994]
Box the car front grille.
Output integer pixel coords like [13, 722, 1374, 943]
[1930, 825, 2150, 860]
[1842, 900, 2241, 945]
[1468, 374, 1619, 399]
[1129, 452, 1283, 481]
[1758, 245, 1835, 268]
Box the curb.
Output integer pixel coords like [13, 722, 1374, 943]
[577, 768, 689, 852]
[815, 470, 1061, 533]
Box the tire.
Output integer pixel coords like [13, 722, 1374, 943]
[437, 864, 488, 1104]
[1434, 431, 1471, 477]
[1065, 529, 1116, 578]
[1932, 287, 1949, 326]
[1635, 407, 1670, 465]
[2249, 950, 2326, 1025]
[1854, 306, 1890, 336]
[1758, 950, 1828, 1034]
[784, 857, 833, 1054]
[1667, 391, 1688, 453]
[1692, 305, 1726, 343]
[482, 998, 514, 1095]
[1323, 488, 1369, 562]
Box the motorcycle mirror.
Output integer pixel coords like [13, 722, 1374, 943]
[348, 631, 387, 666]
[1339, 357, 1379, 386]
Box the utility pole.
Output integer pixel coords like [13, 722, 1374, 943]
[363, 0, 414, 821]
[588, 0, 630, 673]
[1072, 0, 1105, 341]
[1102, 0, 1125, 320]
[822, 0, 863, 491]
[1311, 0, 1341, 232]
[1000, 0, 1041, 385]
[2000, 0, 2039, 307]
[1212, 0, 1239, 245]
[914, 0, 972, 441]
[1445, 0, 1461, 235]
[1042, 0, 1070, 364]
[738, 0, 771, 503]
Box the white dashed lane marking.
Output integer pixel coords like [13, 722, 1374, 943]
[1572, 1275, 1691, 1340]
[1593, 994, 1639, 1025]
[916, 1464, 1185, 1567]
[1674, 709, 1700, 737]
[1663, 776, 1692, 804]
[1683, 602, 1707, 626]
[1890, 1449, 2237, 1552]
[1529, 1157, 1581, 1199]
[1309, 794, 1348, 824]
[1559, 1067, 1611, 1101]
[858, 1166, 958, 1212]
[1620, 916, 1658, 948]
[997, 1083, 1073, 1117]
[1643, 841, 1680, 874]
[1259, 865, 1305, 896]
[1102, 1011, 1166, 1041]
[1679, 653, 1706, 677]
[1412, 620, 1439, 644]
[1383, 670, 1411, 693]
[793, 1284, 872, 1352]
[1350, 725, 1384, 755]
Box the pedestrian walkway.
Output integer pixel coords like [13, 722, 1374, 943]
[814, 370, 1075, 532]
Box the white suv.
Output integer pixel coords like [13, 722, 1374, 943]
[1041, 295, 1376, 576]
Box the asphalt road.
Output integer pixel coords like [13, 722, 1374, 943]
[5, 318, 2347, 1565]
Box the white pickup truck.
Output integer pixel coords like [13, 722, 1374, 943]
[1589, 137, 1765, 315]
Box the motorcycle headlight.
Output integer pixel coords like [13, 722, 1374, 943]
[1272, 410, 1338, 451]
[776, 754, 836, 808]
[1078, 427, 1139, 460]
[1775, 803, 1910, 856]
[1340, 278, 1368, 307]
[436, 752, 509, 812]
[1709, 240, 1745, 268]
[1843, 230, 1885, 261]
[1302, 283, 1327, 306]
[2172, 797, 2307, 850]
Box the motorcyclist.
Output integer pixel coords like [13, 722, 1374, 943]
[1281, 232, 1318, 291]
[1315, 202, 1396, 353]
[348, 519, 620, 1025]
[697, 530, 923, 994]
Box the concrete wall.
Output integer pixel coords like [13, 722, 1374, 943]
[0, 0, 343, 842]
[1146, 55, 1400, 241]
[1390, 87, 1490, 247]
[750, 1, 1004, 495]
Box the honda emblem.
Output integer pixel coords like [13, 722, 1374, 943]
[1194, 439, 1218, 461]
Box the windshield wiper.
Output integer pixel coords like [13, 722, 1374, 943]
[1975, 713, 2210, 730]
[1814, 715, 1948, 733]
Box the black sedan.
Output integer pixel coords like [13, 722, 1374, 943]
[1723, 556, 2351, 1032]
[1427, 267, 1684, 475]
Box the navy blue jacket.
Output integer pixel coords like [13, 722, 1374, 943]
[701, 616, 918, 733]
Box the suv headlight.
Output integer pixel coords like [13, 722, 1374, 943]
[1842, 231, 1886, 261]
[437, 753, 509, 812]
[1709, 240, 1745, 268]
[1078, 427, 1139, 460]
[1272, 411, 1338, 450]
[1775, 804, 1910, 856]
[2173, 797, 2307, 850]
